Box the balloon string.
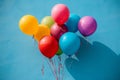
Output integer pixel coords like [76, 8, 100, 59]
[58, 56, 61, 61]
[58, 62, 63, 80]
[61, 56, 65, 80]
[58, 57, 60, 80]
[57, 56, 65, 80]
[40, 55, 45, 76]
[54, 57, 60, 80]
[58, 56, 61, 80]
[48, 59, 58, 80]
[61, 65, 64, 80]
[54, 58, 57, 74]
[69, 56, 74, 68]
[40, 55, 58, 80]
[50, 59, 58, 80]
[47, 59, 58, 80]
[41, 64, 44, 76]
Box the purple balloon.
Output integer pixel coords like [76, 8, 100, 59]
[78, 16, 97, 36]
[50, 23, 68, 40]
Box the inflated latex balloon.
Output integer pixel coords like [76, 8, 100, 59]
[56, 48, 63, 55]
[34, 24, 50, 41]
[59, 32, 80, 56]
[78, 16, 97, 36]
[41, 16, 55, 28]
[50, 23, 68, 40]
[51, 4, 70, 24]
[19, 15, 39, 35]
[38, 36, 59, 58]
[66, 14, 80, 32]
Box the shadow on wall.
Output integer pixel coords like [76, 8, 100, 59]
[65, 37, 120, 80]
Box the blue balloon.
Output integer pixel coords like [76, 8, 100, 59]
[59, 32, 80, 56]
[66, 14, 80, 32]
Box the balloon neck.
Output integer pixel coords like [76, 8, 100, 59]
[48, 57, 52, 61]
[58, 56, 61, 61]
[32, 35, 34, 39]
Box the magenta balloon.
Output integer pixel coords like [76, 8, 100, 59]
[78, 16, 97, 36]
[50, 23, 68, 40]
[51, 4, 70, 24]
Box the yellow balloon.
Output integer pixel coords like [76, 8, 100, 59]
[19, 15, 39, 35]
[34, 24, 50, 41]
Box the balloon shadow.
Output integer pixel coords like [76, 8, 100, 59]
[65, 37, 119, 80]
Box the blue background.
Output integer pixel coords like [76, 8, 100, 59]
[0, 0, 120, 80]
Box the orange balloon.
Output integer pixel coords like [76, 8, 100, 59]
[34, 24, 50, 41]
[19, 15, 39, 35]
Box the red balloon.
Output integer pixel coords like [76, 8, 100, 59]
[38, 36, 59, 58]
[51, 4, 70, 24]
[50, 23, 68, 40]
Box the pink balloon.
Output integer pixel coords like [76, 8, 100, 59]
[51, 4, 70, 24]
[50, 23, 68, 40]
[78, 16, 97, 36]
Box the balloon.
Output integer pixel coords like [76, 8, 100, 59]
[56, 48, 63, 55]
[66, 14, 80, 32]
[34, 24, 50, 41]
[41, 16, 55, 29]
[19, 15, 39, 35]
[38, 36, 59, 58]
[78, 16, 97, 36]
[50, 23, 68, 40]
[59, 32, 80, 56]
[51, 4, 70, 24]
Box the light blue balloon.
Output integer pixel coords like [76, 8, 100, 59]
[59, 32, 80, 56]
[66, 14, 80, 32]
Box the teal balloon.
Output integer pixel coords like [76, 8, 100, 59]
[59, 32, 80, 56]
[66, 14, 80, 32]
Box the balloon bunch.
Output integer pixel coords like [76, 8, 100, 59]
[19, 4, 97, 59]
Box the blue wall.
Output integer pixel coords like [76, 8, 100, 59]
[0, 0, 120, 80]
